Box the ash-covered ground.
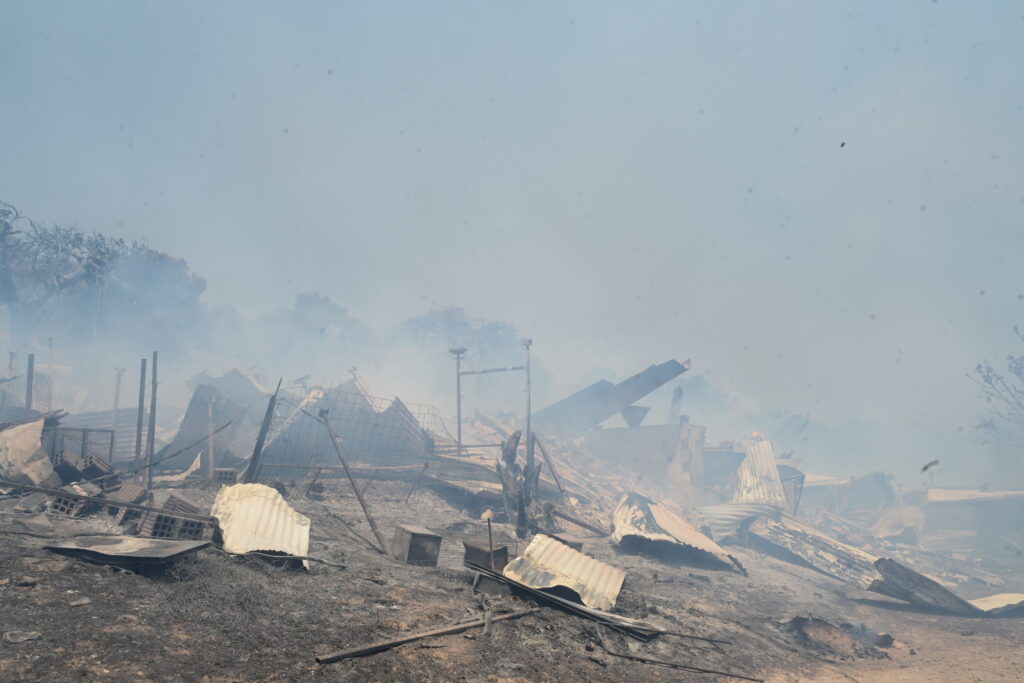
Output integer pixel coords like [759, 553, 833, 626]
[2, 479, 1023, 682]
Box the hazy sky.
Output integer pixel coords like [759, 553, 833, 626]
[2, 2, 1023, 482]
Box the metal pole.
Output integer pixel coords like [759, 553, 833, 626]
[523, 339, 532, 467]
[449, 347, 466, 457]
[24, 353, 34, 412]
[207, 399, 215, 479]
[145, 351, 158, 491]
[112, 367, 124, 449]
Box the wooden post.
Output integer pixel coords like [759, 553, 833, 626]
[133, 358, 147, 482]
[145, 351, 158, 491]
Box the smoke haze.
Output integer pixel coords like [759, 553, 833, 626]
[2, 1, 1023, 487]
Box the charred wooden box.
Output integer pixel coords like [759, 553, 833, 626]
[391, 525, 442, 566]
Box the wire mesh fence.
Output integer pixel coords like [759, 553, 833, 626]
[254, 380, 456, 500]
[435, 519, 520, 570]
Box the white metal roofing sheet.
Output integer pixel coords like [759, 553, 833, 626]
[502, 534, 625, 611]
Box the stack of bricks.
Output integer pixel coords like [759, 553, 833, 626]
[214, 468, 238, 486]
[51, 451, 85, 485]
[50, 483, 101, 517]
[138, 491, 209, 540]
[81, 455, 118, 489]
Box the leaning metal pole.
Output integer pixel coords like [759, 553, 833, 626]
[314, 409, 388, 554]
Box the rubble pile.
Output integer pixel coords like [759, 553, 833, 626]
[1, 364, 1022, 681]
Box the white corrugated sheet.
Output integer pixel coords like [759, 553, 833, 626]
[502, 534, 625, 611]
[210, 483, 311, 568]
[699, 503, 779, 541]
[732, 440, 786, 507]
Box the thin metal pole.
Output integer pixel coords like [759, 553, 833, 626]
[145, 351, 158, 491]
[112, 367, 124, 451]
[534, 435, 565, 493]
[314, 409, 388, 554]
[25, 353, 34, 411]
[133, 358, 146, 480]
[523, 339, 533, 467]
[450, 348, 465, 457]
[207, 399, 215, 479]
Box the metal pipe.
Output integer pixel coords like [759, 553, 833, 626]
[145, 351, 158, 491]
[459, 365, 525, 375]
[133, 358, 146, 480]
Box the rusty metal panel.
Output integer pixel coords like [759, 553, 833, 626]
[732, 440, 786, 507]
[502, 534, 625, 611]
[210, 483, 311, 568]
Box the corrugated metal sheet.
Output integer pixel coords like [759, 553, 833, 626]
[502, 534, 625, 611]
[612, 492, 737, 570]
[926, 488, 1024, 504]
[698, 503, 778, 541]
[967, 593, 1024, 615]
[732, 440, 786, 507]
[210, 483, 311, 568]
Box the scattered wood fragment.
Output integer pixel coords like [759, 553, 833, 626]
[315, 608, 539, 664]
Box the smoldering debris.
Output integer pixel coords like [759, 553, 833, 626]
[0, 361, 1020, 682]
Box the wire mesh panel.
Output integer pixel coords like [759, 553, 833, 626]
[435, 520, 520, 570]
[255, 380, 455, 490]
[0, 372, 55, 414]
[54, 427, 115, 462]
